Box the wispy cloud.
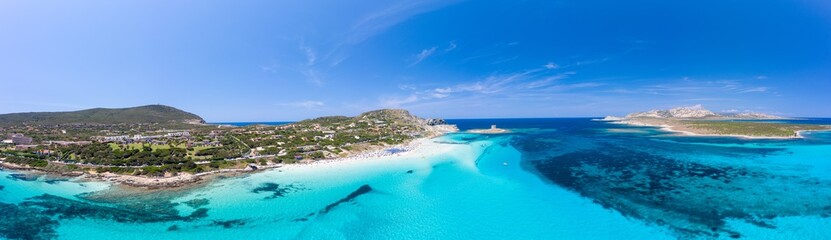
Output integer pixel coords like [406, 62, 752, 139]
[377, 66, 600, 108]
[410, 47, 437, 67]
[303, 69, 323, 86]
[409, 41, 457, 67]
[345, 1, 456, 45]
[739, 87, 768, 93]
[606, 77, 775, 97]
[300, 44, 316, 66]
[444, 41, 457, 52]
[260, 62, 279, 73]
[544, 62, 559, 69]
[278, 100, 325, 109]
[314, 1, 457, 67]
[379, 95, 419, 108]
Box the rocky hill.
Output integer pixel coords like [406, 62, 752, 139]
[625, 105, 783, 120]
[298, 109, 428, 130]
[295, 109, 455, 137]
[625, 105, 718, 119]
[0, 105, 205, 126]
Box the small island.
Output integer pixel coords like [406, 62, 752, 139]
[468, 125, 510, 134]
[607, 105, 831, 139]
[0, 105, 457, 188]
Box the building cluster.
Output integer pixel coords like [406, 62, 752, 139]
[95, 131, 192, 144]
[1, 133, 38, 151]
[2, 133, 33, 145]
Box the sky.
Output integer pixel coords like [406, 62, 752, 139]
[1, 0, 830, 121]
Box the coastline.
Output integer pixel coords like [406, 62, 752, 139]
[467, 128, 510, 134]
[613, 119, 805, 139]
[0, 125, 459, 189]
[467, 125, 510, 134]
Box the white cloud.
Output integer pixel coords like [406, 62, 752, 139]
[278, 100, 325, 109]
[346, 1, 454, 45]
[301, 45, 316, 66]
[379, 95, 420, 107]
[260, 63, 279, 73]
[398, 84, 417, 91]
[430, 93, 449, 98]
[378, 67, 589, 108]
[303, 69, 323, 86]
[434, 87, 452, 94]
[410, 47, 437, 66]
[612, 79, 772, 96]
[544, 62, 559, 69]
[444, 41, 457, 52]
[313, 1, 457, 68]
[739, 87, 768, 93]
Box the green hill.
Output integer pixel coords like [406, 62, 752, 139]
[0, 105, 205, 126]
[297, 109, 424, 128]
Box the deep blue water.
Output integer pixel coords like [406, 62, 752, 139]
[2, 118, 831, 239]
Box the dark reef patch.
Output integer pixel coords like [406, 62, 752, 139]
[187, 208, 209, 220]
[0, 202, 59, 240]
[320, 184, 373, 214]
[43, 179, 69, 185]
[0, 194, 211, 239]
[534, 145, 831, 238]
[210, 219, 246, 228]
[183, 198, 210, 208]
[20, 194, 209, 223]
[251, 183, 304, 199]
[167, 224, 180, 231]
[297, 184, 374, 220]
[6, 173, 38, 181]
[0, 185, 4, 191]
[293, 213, 315, 222]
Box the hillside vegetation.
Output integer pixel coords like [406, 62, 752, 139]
[685, 121, 829, 137]
[0, 105, 205, 126]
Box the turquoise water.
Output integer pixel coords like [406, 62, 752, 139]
[2, 118, 831, 239]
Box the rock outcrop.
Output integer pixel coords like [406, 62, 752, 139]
[425, 118, 448, 126]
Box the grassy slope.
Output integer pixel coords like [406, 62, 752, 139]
[0, 105, 204, 126]
[683, 121, 830, 137]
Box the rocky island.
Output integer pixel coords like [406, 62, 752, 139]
[607, 105, 831, 139]
[0, 105, 457, 188]
[467, 125, 510, 134]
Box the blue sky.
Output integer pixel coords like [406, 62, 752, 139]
[2, 0, 830, 121]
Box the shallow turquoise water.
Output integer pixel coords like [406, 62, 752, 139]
[2, 118, 831, 239]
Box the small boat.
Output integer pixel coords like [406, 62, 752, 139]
[502, 162, 508, 166]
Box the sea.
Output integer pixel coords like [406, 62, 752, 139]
[2, 118, 831, 239]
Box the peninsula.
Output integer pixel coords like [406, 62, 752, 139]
[0, 105, 457, 188]
[468, 125, 510, 134]
[607, 105, 831, 139]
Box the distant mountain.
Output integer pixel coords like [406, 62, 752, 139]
[724, 112, 785, 120]
[625, 105, 783, 120]
[0, 105, 205, 126]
